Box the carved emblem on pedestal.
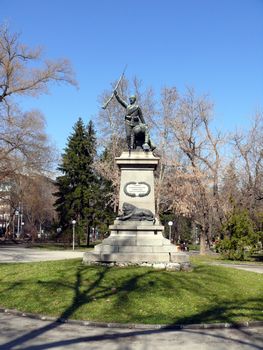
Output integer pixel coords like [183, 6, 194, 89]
[124, 182, 151, 197]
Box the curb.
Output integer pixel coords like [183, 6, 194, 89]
[1, 308, 263, 330]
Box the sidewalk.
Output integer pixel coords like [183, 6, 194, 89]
[189, 251, 263, 274]
[0, 247, 262, 274]
[0, 312, 262, 350]
[0, 246, 84, 263]
[210, 262, 263, 274]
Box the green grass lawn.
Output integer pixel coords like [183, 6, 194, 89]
[0, 258, 262, 325]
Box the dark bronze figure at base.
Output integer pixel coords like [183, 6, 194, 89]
[117, 202, 155, 222]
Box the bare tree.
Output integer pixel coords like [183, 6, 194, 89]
[94, 79, 127, 211]
[0, 105, 57, 180]
[10, 174, 56, 240]
[0, 24, 76, 236]
[231, 112, 263, 227]
[0, 25, 76, 182]
[0, 25, 76, 105]
[152, 86, 179, 214]
[220, 160, 241, 216]
[167, 88, 225, 254]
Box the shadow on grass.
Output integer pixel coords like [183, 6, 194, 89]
[0, 263, 262, 350]
[113, 264, 262, 324]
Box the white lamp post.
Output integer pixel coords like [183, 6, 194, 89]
[15, 210, 20, 237]
[21, 222, 24, 236]
[72, 220, 76, 250]
[168, 221, 173, 242]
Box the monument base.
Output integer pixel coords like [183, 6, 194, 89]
[83, 151, 191, 271]
[83, 221, 190, 270]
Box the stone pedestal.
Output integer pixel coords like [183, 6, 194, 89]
[83, 151, 190, 269]
[116, 151, 158, 214]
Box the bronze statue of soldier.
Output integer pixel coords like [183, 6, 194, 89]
[113, 89, 154, 151]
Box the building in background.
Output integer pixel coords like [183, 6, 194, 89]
[0, 182, 11, 236]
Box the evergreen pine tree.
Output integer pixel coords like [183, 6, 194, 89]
[216, 209, 259, 260]
[54, 118, 99, 245]
[93, 147, 116, 237]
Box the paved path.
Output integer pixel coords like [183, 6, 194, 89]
[0, 247, 262, 274]
[211, 263, 263, 274]
[0, 313, 262, 350]
[0, 246, 84, 263]
[189, 251, 263, 274]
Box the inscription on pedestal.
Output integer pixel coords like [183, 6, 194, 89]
[124, 182, 151, 197]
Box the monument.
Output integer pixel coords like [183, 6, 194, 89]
[83, 80, 190, 270]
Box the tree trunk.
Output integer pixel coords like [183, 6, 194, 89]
[207, 210, 213, 249]
[199, 229, 206, 255]
[191, 220, 197, 244]
[86, 225, 90, 247]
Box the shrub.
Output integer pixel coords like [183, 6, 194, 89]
[216, 209, 259, 260]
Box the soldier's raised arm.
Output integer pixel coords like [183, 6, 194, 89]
[114, 89, 128, 108]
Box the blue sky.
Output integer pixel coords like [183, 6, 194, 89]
[1, 0, 263, 152]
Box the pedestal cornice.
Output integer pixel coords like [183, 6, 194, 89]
[115, 151, 159, 169]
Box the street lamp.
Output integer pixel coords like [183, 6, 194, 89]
[21, 222, 24, 236]
[168, 221, 173, 242]
[72, 220, 76, 250]
[15, 210, 20, 237]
